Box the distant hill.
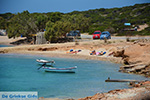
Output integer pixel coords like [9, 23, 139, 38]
[67, 3, 150, 35]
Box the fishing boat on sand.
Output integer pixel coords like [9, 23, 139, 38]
[42, 66, 77, 73]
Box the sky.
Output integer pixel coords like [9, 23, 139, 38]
[0, 0, 150, 14]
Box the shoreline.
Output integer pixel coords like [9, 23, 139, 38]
[0, 36, 150, 100]
[14, 51, 123, 64]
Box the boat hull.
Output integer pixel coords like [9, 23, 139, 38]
[43, 66, 77, 73]
[36, 59, 55, 63]
[45, 69, 76, 73]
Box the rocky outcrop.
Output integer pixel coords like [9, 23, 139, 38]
[113, 48, 129, 64]
[37, 47, 58, 51]
[112, 43, 150, 77]
[78, 81, 150, 100]
[28, 47, 58, 51]
[0, 49, 8, 53]
[119, 63, 150, 77]
[113, 49, 125, 57]
[130, 80, 150, 88]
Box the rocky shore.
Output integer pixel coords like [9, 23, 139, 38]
[118, 41, 150, 78]
[78, 81, 150, 100]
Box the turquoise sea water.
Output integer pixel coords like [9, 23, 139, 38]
[0, 54, 149, 99]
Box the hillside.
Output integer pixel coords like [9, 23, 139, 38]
[68, 3, 150, 35]
[0, 3, 150, 39]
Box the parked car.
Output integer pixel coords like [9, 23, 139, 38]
[66, 30, 81, 38]
[93, 30, 101, 39]
[100, 31, 111, 40]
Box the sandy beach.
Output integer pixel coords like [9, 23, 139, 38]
[0, 36, 150, 100]
[0, 36, 26, 45]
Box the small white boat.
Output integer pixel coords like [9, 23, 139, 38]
[36, 59, 55, 63]
[42, 66, 77, 73]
